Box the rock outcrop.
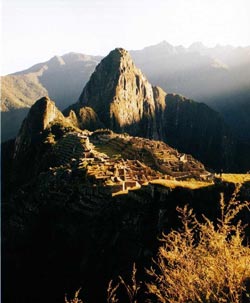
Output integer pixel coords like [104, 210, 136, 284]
[14, 96, 66, 158]
[10, 96, 79, 188]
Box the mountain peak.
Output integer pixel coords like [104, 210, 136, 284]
[188, 41, 206, 51]
[35, 95, 50, 104]
[67, 48, 155, 136]
[112, 47, 129, 56]
[158, 40, 173, 47]
[27, 96, 65, 132]
[14, 96, 66, 158]
[102, 48, 134, 70]
[48, 55, 65, 66]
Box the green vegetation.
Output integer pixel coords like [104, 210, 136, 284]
[1, 74, 48, 111]
[95, 143, 122, 159]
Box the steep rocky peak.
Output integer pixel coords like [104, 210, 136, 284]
[26, 96, 64, 132]
[76, 48, 155, 134]
[107, 48, 133, 66]
[14, 96, 65, 158]
[112, 48, 135, 70]
[87, 47, 136, 79]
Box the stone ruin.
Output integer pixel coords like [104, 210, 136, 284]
[50, 130, 212, 196]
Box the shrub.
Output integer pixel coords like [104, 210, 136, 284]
[65, 289, 83, 303]
[147, 189, 250, 303]
[107, 264, 141, 303]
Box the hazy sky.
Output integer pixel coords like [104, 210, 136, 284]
[1, 0, 250, 75]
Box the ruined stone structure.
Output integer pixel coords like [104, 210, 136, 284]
[47, 129, 210, 196]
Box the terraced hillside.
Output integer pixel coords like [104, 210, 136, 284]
[52, 133, 92, 166]
[90, 131, 209, 181]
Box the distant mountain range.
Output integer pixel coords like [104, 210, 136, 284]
[131, 41, 250, 101]
[1, 41, 250, 142]
[130, 41, 250, 141]
[1, 53, 101, 140]
[3, 47, 249, 172]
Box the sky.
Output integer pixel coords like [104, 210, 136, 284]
[1, 0, 250, 75]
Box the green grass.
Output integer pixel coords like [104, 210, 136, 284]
[95, 144, 122, 159]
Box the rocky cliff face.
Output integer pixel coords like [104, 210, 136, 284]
[66, 48, 235, 171]
[159, 94, 235, 169]
[66, 48, 157, 138]
[14, 96, 65, 158]
[10, 96, 78, 189]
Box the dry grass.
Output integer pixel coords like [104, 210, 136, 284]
[147, 186, 250, 303]
[150, 178, 213, 189]
[107, 264, 141, 303]
[65, 289, 83, 303]
[219, 173, 250, 184]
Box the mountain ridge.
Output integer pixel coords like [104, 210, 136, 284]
[2, 42, 250, 141]
[8, 94, 210, 197]
[2, 44, 250, 171]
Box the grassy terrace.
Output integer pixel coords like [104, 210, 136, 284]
[151, 174, 250, 189]
[94, 143, 122, 159]
[53, 134, 87, 165]
[150, 179, 213, 189]
[219, 173, 250, 183]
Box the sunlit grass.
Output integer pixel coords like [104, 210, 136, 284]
[95, 144, 122, 159]
[219, 173, 250, 184]
[150, 178, 213, 189]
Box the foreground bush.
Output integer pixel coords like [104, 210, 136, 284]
[147, 191, 250, 303]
